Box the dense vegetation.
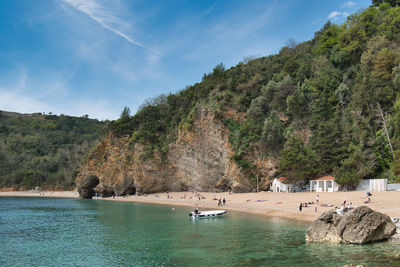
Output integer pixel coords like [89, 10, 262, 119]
[107, 1, 400, 188]
[0, 111, 106, 189]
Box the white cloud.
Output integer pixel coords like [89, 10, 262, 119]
[63, 99, 118, 120]
[0, 89, 53, 114]
[62, 0, 160, 55]
[328, 11, 348, 20]
[0, 63, 117, 120]
[328, 11, 341, 20]
[0, 86, 118, 120]
[341, 1, 356, 8]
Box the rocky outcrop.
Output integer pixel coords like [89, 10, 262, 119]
[76, 107, 271, 196]
[77, 174, 99, 199]
[306, 206, 396, 244]
[392, 218, 400, 239]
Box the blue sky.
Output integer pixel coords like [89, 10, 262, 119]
[0, 0, 371, 120]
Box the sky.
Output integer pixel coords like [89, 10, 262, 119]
[0, 0, 371, 120]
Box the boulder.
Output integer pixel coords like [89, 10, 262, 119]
[306, 206, 396, 244]
[392, 218, 400, 239]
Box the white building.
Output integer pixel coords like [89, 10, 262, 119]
[310, 176, 339, 192]
[272, 177, 292, 192]
[356, 179, 388, 192]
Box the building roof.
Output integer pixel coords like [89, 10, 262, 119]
[312, 176, 335, 181]
[277, 177, 287, 181]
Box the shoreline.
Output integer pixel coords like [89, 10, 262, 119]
[2, 190, 399, 222]
[0, 191, 79, 198]
[102, 191, 400, 222]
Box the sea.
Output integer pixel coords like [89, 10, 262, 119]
[1, 197, 399, 267]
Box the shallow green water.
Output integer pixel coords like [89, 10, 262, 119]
[0, 197, 399, 266]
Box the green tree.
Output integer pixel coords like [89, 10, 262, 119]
[373, 0, 400, 7]
[310, 114, 347, 174]
[261, 114, 286, 154]
[120, 106, 131, 120]
[278, 135, 319, 182]
[335, 143, 377, 188]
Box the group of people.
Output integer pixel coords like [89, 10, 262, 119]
[335, 200, 354, 215]
[218, 198, 226, 207]
[299, 201, 317, 212]
[299, 194, 319, 212]
[298, 193, 373, 214]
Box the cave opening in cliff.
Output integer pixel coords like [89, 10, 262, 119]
[101, 189, 115, 198]
[126, 186, 136, 195]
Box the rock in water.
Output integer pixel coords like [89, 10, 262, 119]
[306, 206, 396, 244]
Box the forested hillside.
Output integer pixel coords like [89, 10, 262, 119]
[106, 1, 400, 189]
[0, 111, 106, 190]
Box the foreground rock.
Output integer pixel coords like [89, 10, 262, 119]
[392, 218, 400, 239]
[306, 206, 396, 244]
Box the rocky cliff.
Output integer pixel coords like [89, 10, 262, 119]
[76, 106, 277, 197]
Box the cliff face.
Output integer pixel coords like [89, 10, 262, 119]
[77, 107, 277, 196]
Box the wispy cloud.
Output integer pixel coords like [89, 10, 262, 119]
[341, 1, 356, 8]
[328, 11, 348, 20]
[62, 0, 160, 55]
[0, 70, 53, 114]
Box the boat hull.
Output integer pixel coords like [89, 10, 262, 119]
[189, 210, 226, 218]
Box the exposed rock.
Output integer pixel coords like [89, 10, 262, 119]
[306, 206, 396, 244]
[392, 218, 400, 239]
[305, 209, 343, 243]
[76, 106, 262, 196]
[77, 174, 99, 199]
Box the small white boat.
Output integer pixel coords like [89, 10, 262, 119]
[189, 210, 226, 218]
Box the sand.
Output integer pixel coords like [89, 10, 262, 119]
[103, 190, 400, 222]
[1, 190, 399, 222]
[0, 191, 79, 198]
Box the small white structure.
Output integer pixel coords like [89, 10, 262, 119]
[310, 176, 339, 192]
[272, 177, 292, 192]
[356, 179, 388, 192]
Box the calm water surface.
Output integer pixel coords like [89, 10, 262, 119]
[1, 197, 399, 266]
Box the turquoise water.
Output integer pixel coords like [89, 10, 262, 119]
[1, 197, 399, 266]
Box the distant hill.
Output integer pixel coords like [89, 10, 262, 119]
[0, 110, 107, 190]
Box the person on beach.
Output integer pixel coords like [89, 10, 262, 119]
[223, 198, 226, 205]
[218, 199, 222, 206]
[316, 195, 319, 203]
[299, 203, 303, 212]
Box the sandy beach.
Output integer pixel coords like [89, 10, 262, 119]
[1, 190, 399, 222]
[0, 191, 79, 198]
[104, 190, 400, 222]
